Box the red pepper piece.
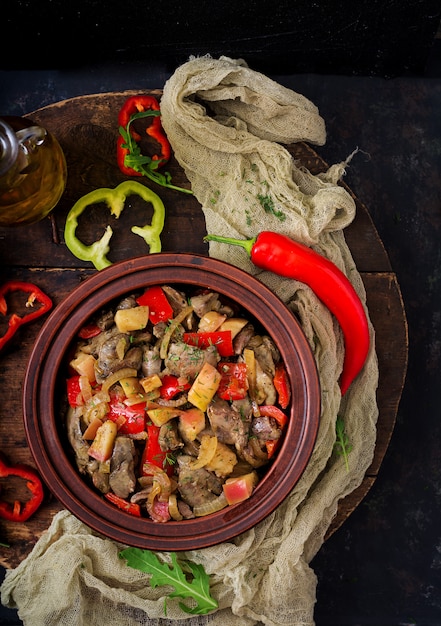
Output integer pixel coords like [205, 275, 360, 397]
[217, 362, 248, 401]
[117, 95, 170, 177]
[265, 439, 280, 459]
[183, 330, 234, 357]
[0, 281, 52, 351]
[136, 285, 174, 324]
[0, 456, 44, 522]
[78, 323, 102, 339]
[259, 405, 288, 429]
[204, 232, 370, 396]
[159, 374, 191, 401]
[141, 423, 173, 476]
[107, 393, 146, 435]
[273, 362, 291, 409]
[66, 375, 84, 407]
[104, 492, 141, 517]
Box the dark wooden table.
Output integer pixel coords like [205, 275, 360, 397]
[0, 92, 408, 570]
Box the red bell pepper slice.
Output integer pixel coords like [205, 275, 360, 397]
[273, 362, 291, 409]
[265, 439, 280, 459]
[0, 281, 52, 351]
[0, 456, 44, 522]
[104, 492, 141, 517]
[183, 331, 234, 357]
[141, 423, 173, 476]
[217, 362, 248, 401]
[136, 286, 174, 324]
[259, 405, 288, 429]
[78, 323, 102, 339]
[107, 393, 146, 435]
[66, 375, 84, 407]
[159, 374, 191, 400]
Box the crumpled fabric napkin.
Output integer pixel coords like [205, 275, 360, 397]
[1, 56, 378, 626]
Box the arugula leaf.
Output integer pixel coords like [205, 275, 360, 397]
[334, 415, 353, 471]
[119, 548, 218, 615]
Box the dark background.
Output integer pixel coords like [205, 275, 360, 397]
[1, 1, 441, 624]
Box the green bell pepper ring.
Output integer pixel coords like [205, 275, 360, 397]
[64, 181, 166, 270]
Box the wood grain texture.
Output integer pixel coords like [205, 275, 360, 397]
[0, 92, 408, 568]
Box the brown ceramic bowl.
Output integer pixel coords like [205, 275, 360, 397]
[23, 253, 320, 550]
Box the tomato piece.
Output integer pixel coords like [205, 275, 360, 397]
[217, 362, 248, 401]
[259, 405, 288, 429]
[141, 423, 173, 476]
[107, 393, 146, 435]
[159, 374, 191, 400]
[77, 323, 102, 339]
[104, 492, 141, 517]
[183, 331, 234, 357]
[136, 286, 174, 324]
[66, 375, 84, 407]
[273, 362, 291, 409]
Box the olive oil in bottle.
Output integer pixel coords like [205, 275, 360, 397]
[0, 116, 67, 226]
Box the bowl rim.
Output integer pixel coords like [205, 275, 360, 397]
[23, 253, 321, 550]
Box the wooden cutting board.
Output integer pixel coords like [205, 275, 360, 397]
[0, 91, 408, 569]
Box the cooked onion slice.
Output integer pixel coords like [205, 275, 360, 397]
[168, 493, 183, 521]
[101, 368, 138, 393]
[193, 491, 228, 517]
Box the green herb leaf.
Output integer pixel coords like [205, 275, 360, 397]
[334, 415, 353, 471]
[119, 115, 193, 195]
[257, 193, 286, 222]
[119, 548, 218, 615]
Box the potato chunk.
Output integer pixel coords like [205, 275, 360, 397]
[114, 306, 149, 333]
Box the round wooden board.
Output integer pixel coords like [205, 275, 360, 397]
[0, 91, 408, 568]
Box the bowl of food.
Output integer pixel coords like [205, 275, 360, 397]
[23, 253, 320, 550]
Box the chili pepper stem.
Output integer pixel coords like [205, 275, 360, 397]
[204, 234, 256, 256]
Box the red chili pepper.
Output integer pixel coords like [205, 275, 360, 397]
[273, 362, 291, 409]
[159, 374, 191, 401]
[0, 456, 44, 522]
[104, 492, 141, 517]
[136, 285, 174, 324]
[183, 330, 234, 357]
[217, 362, 248, 401]
[117, 95, 170, 177]
[204, 232, 370, 395]
[0, 281, 52, 351]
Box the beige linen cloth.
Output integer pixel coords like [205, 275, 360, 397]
[1, 56, 378, 626]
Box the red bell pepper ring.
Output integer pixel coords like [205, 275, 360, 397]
[117, 95, 192, 194]
[0, 456, 44, 522]
[0, 281, 52, 351]
[117, 95, 170, 177]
